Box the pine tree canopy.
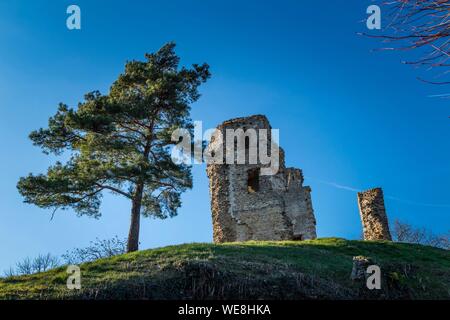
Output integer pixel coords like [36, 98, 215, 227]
[17, 43, 210, 223]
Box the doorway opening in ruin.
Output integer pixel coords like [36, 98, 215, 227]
[293, 234, 303, 241]
[247, 168, 260, 193]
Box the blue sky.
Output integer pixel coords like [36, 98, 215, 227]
[0, 0, 449, 271]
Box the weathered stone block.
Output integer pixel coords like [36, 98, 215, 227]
[351, 256, 374, 281]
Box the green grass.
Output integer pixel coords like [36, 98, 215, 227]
[0, 238, 449, 300]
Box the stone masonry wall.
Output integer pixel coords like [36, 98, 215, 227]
[357, 188, 392, 241]
[206, 115, 317, 243]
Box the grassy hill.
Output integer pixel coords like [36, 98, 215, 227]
[0, 238, 449, 300]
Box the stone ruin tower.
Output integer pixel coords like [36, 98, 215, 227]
[206, 115, 317, 243]
[357, 187, 392, 241]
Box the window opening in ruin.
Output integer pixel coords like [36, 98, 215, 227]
[293, 234, 303, 241]
[247, 168, 260, 193]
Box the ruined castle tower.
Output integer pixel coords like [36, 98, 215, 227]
[357, 188, 392, 241]
[206, 115, 317, 243]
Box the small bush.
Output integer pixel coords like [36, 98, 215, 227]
[3, 253, 60, 277]
[62, 236, 127, 264]
[393, 219, 449, 250]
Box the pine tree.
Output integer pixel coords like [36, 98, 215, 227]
[17, 43, 210, 252]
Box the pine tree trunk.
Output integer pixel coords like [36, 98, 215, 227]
[127, 124, 153, 253]
[127, 183, 144, 252]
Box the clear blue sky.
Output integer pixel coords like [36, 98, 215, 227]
[0, 0, 449, 271]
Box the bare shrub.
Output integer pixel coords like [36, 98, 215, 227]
[393, 219, 449, 249]
[2, 237, 126, 278]
[3, 253, 60, 277]
[62, 236, 127, 264]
